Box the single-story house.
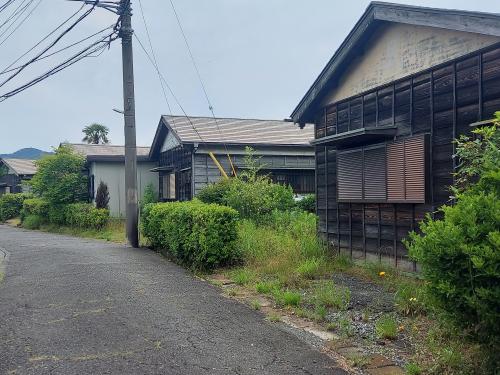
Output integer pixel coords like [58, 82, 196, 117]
[291, 2, 500, 269]
[67, 143, 158, 217]
[149, 115, 315, 201]
[0, 158, 37, 195]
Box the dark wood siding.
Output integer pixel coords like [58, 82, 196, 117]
[314, 43, 500, 269]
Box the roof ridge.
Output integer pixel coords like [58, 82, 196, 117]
[162, 114, 294, 123]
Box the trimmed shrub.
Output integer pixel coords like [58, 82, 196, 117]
[48, 205, 67, 225]
[23, 215, 44, 230]
[0, 193, 33, 222]
[296, 194, 315, 213]
[197, 179, 233, 205]
[142, 200, 240, 270]
[64, 203, 109, 229]
[21, 198, 49, 221]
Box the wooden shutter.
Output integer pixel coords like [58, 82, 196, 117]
[386, 141, 405, 201]
[404, 135, 426, 202]
[364, 146, 386, 201]
[337, 150, 363, 201]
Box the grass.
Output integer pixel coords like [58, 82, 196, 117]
[229, 268, 254, 286]
[38, 219, 128, 244]
[250, 300, 261, 310]
[273, 289, 301, 307]
[267, 313, 281, 322]
[255, 280, 281, 294]
[375, 314, 398, 340]
[404, 362, 422, 375]
[311, 281, 350, 311]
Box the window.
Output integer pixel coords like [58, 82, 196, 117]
[161, 173, 176, 200]
[387, 136, 426, 203]
[337, 135, 426, 203]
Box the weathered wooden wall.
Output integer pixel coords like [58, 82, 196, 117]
[315, 44, 500, 269]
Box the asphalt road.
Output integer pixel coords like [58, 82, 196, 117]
[0, 225, 346, 375]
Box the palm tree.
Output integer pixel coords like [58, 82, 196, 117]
[82, 123, 110, 144]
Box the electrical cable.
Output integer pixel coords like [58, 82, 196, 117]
[134, 32, 206, 143]
[0, 3, 86, 74]
[136, 0, 177, 132]
[0, 0, 42, 47]
[168, 0, 236, 175]
[0, 3, 96, 89]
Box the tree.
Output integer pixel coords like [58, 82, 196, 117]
[82, 123, 110, 144]
[30, 145, 87, 205]
[95, 181, 110, 209]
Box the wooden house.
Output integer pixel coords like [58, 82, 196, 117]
[149, 115, 315, 201]
[291, 2, 500, 268]
[0, 158, 37, 195]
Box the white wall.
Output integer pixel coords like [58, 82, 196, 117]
[89, 161, 158, 217]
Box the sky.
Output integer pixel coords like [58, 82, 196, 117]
[1, 0, 499, 153]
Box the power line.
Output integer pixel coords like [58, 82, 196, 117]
[0, 0, 17, 14]
[0, 0, 42, 47]
[133, 32, 206, 143]
[0, 3, 86, 74]
[0, 0, 31, 31]
[0, 30, 117, 101]
[168, 0, 236, 175]
[0, 3, 97, 89]
[0, 25, 114, 75]
[136, 0, 177, 132]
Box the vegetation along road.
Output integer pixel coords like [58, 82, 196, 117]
[0, 225, 347, 375]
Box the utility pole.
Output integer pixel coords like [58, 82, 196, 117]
[67, 0, 138, 247]
[119, 0, 139, 248]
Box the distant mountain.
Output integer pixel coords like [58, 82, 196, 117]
[0, 148, 52, 160]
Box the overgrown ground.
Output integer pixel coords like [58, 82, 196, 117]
[7, 213, 494, 374]
[203, 214, 494, 375]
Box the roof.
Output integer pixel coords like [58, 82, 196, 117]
[0, 158, 37, 175]
[291, 1, 500, 124]
[150, 115, 314, 158]
[66, 143, 151, 162]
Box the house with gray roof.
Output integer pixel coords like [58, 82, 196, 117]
[0, 158, 37, 195]
[149, 115, 315, 201]
[291, 1, 500, 268]
[66, 143, 158, 217]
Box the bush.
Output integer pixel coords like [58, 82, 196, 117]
[23, 215, 44, 230]
[64, 203, 109, 229]
[197, 179, 233, 205]
[296, 194, 315, 213]
[0, 193, 33, 221]
[140, 182, 157, 213]
[21, 198, 49, 221]
[48, 205, 67, 225]
[224, 177, 295, 222]
[406, 121, 500, 345]
[142, 200, 240, 270]
[95, 181, 110, 209]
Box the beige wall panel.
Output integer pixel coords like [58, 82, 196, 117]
[323, 23, 500, 105]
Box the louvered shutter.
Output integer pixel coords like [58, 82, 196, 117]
[363, 146, 386, 201]
[337, 150, 363, 201]
[404, 135, 426, 202]
[386, 141, 405, 201]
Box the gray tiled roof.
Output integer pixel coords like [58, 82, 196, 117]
[67, 143, 151, 161]
[163, 115, 314, 146]
[1, 158, 37, 175]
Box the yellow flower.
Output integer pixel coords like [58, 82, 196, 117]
[398, 325, 405, 332]
[379, 271, 386, 277]
[409, 297, 417, 302]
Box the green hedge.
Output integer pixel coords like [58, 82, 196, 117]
[22, 198, 49, 221]
[197, 177, 295, 223]
[142, 200, 240, 270]
[0, 193, 33, 221]
[64, 203, 109, 229]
